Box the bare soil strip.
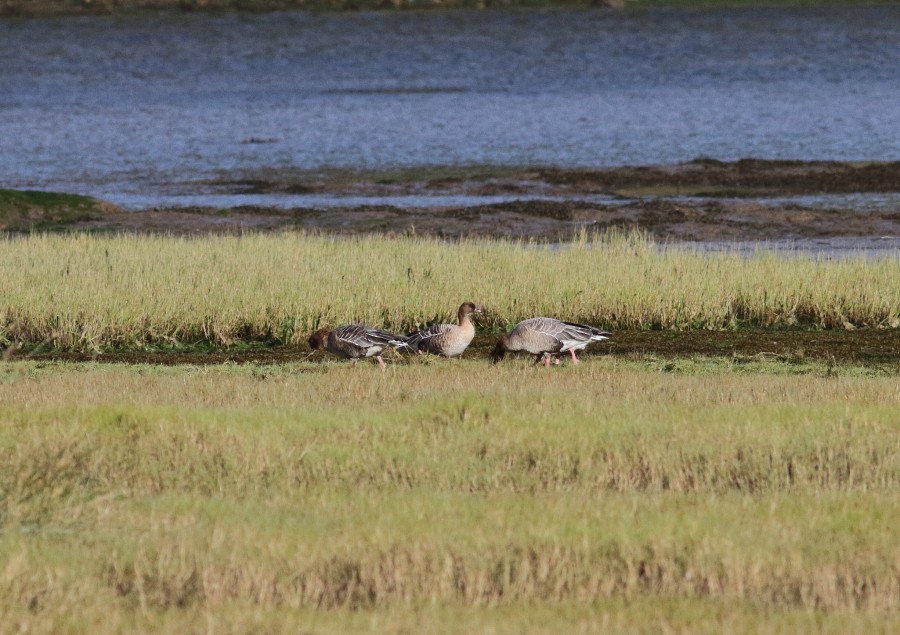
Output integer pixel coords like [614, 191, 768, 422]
[11, 329, 899, 365]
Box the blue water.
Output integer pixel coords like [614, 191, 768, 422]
[2, 7, 900, 202]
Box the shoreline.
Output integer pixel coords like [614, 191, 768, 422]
[5, 160, 900, 242]
[62, 198, 900, 244]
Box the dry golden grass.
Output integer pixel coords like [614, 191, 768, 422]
[1, 360, 898, 632]
[1, 231, 898, 350]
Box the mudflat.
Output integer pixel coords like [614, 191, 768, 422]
[31, 160, 900, 242]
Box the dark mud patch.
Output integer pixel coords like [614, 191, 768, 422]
[68, 198, 900, 242]
[61, 159, 900, 241]
[603, 328, 900, 365]
[9, 160, 900, 241]
[537, 159, 900, 197]
[10, 329, 900, 367]
[207, 159, 900, 199]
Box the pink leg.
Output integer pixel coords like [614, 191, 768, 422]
[376, 355, 387, 370]
[553, 356, 561, 366]
[568, 349, 579, 365]
[544, 354, 552, 367]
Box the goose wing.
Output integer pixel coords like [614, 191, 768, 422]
[406, 323, 454, 353]
[515, 317, 568, 353]
[557, 320, 612, 350]
[516, 318, 610, 353]
[333, 324, 409, 357]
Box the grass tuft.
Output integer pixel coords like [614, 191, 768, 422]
[0, 189, 116, 232]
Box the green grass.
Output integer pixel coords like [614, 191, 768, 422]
[1, 360, 898, 632]
[0, 189, 114, 232]
[1, 232, 898, 351]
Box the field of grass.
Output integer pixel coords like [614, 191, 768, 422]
[2, 230, 897, 630]
[1, 232, 898, 352]
[1, 358, 898, 632]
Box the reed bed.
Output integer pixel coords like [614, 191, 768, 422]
[1, 232, 898, 350]
[1, 361, 898, 632]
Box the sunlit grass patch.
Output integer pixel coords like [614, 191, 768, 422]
[2, 231, 898, 351]
[1, 361, 898, 630]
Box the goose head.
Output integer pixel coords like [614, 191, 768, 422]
[308, 328, 331, 350]
[458, 302, 482, 320]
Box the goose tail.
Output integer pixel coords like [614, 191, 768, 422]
[389, 335, 413, 350]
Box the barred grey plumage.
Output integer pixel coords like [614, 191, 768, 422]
[491, 317, 611, 366]
[309, 324, 409, 370]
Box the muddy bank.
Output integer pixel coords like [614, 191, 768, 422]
[210, 159, 900, 199]
[69, 197, 900, 243]
[93, 160, 900, 241]
[6, 160, 900, 241]
[10, 329, 900, 366]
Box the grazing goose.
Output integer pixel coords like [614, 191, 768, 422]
[308, 324, 410, 370]
[406, 302, 482, 358]
[490, 317, 611, 366]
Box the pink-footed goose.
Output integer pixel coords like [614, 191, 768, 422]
[308, 324, 410, 370]
[406, 302, 482, 357]
[490, 317, 611, 366]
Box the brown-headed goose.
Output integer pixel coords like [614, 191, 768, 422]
[308, 324, 410, 370]
[490, 317, 611, 366]
[406, 302, 482, 357]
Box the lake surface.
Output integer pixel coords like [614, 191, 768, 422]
[3, 6, 900, 203]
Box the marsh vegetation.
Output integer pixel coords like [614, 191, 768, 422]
[1, 360, 898, 632]
[4, 230, 896, 632]
[0, 189, 113, 232]
[1, 232, 898, 352]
